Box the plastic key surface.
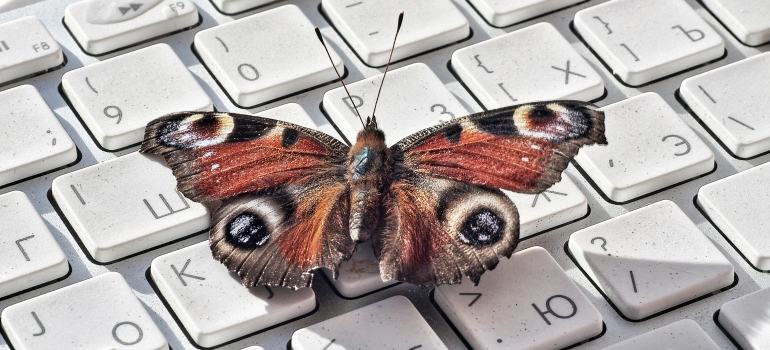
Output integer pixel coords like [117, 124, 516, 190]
[1, 272, 169, 350]
[321, 0, 469, 67]
[680, 53, 770, 158]
[574, 93, 714, 203]
[574, 0, 724, 86]
[718, 287, 770, 350]
[435, 246, 603, 350]
[0, 191, 69, 299]
[0, 85, 77, 187]
[467, 0, 584, 27]
[292, 295, 448, 350]
[151, 242, 316, 348]
[194, 5, 344, 108]
[601, 319, 719, 350]
[209, 0, 274, 15]
[568, 200, 734, 320]
[63, 0, 199, 55]
[0, 16, 63, 85]
[506, 175, 588, 239]
[51, 152, 210, 263]
[701, 0, 770, 46]
[61, 44, 213, 151]
[321, 243, 397, 298]
[698, 162, 770, 270]
[452, 22, 604, 109]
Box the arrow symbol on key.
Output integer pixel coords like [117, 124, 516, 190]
[118, 3, 142, 14]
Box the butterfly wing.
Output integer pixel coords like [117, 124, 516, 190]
[377, 101, 606, 286]
[140, 111, 355, 288]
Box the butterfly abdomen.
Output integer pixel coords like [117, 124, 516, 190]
[347, 127, 391, 242]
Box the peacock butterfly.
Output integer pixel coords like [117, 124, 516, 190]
[139, 15, 607, 289]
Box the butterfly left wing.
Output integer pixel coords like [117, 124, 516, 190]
[376, 101, 606, 286]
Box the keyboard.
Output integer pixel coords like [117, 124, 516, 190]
[1, 0, 769, 348]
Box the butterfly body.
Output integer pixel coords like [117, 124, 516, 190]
[140, 101, 606, 289]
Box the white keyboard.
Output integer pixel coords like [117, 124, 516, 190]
[1, 0, 769, 349]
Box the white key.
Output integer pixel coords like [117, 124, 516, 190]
[601, 319, 719, 350]
[151, 242, 316, 348]
[0, 0, 42, 13]
[0, 85, 77, 187]
[680, 53, 770, 158]
[292, 296, 447, 350]
[718, 287, 770, 349]
[574, 93, 714, 203]
[434, 246, 603, 350]
[568, 200, 734, 320]
[701, 0, 770, 46]
[451, 22, 604, 109]
[210, 0, 272, 15]
[64, 0, 199, 55]
[62, 44, 213, 151]
[467, 0, 583, 27]
[51, 152, 210, 263]
[0, 191, 69, 299]
[321, 243, 396, 298]
[506, 175, 588, 239]
[194, 5, 344, 108]
[321, 0, 469, 67]
[574, 0, 724, 86]
[323, 62, 471, 145]
[1, 272, 168, 350]
[241, 347, 265, 350]
[697, 162, 770, 270]
[0, 16, 63, 85]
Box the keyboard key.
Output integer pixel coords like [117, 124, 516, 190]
[468, 0, 583, 27]
[321, 0, 469, 67]
[241, 347, 265, 350]
[0, 16, 63, 85]
[718, 287, 770, 349]
[574, 93, 714, 203]
[697, 162, 770, 270]
[0, 85, 77, 187]
[151, 242, 316, 348]
[63, 0, 199, 55]
[451, 22, 604, 109]
[321, 243, 397, 298]
[1, 272, 168, 350]
[601, 319, 719, 350]
[568, 200, 734, 320]
[701, 0, 770, 46]
[194, 5, 344, 108]
[0, 191, 69, 299]
[680, 53, 770, 158]
[51, 152, 210, 263]
[434, 246, 603, 350]
[210, 0, 273, 15]
[574, 0, 724, 86]
[62, 44, 212, 151]
[506, 175, 588, 239]
[322, 62, 471, 145]
[292, 296, 447, 350]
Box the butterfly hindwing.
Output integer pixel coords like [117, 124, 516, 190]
[140, 111, 349, 202]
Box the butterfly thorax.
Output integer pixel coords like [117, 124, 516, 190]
[346, 126, 391, 242]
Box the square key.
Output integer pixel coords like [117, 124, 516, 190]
[574, 0, 724, 86]
[62, 44, 213, 151]
[718, 287, 770, 349]
[151, 242, 316, 348]
[0, 16, 64, 85]
[321, 0, 469, 67]
[701, 0, 770, 46]
[574, 92, 714, 203]
[452, 22, 604, 109]
[434, 246, 603, 350]
[0, 191, 69, 299]
[194, 5, 344, 108]
[506, 175, 588, 239]
[322, 63, 471, 146]
[601, 319, 719, 350]
[568, 200, 734, 320]
[0, 85, 77, 187]
[468, 0, 584, 27]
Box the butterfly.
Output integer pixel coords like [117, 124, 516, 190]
[139, 99, 607, 289]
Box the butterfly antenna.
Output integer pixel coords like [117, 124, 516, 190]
[370, 12, 404, 127]
[314, 27, 365, 128]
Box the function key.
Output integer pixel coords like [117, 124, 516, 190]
[0, 16, 64, 85]
[468, 0, 584, 27]
[574, 0, 724, 86]
[194, 5, 344, 108]
[64, 0, 199, 55]
[321, 0, 469, 67]
[701, 0, 770, 46]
